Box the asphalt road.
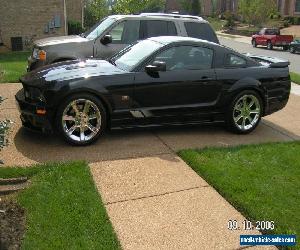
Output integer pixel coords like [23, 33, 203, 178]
[219, 37, 300, 74]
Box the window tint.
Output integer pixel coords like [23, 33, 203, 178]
[265, 29, 279, 35]
[154, 45, 213, 71]
[142, 21, 177, 38]
[184, 22, 219, 43]
[109, 20, 140, 44]
[226, 54, 247, 67]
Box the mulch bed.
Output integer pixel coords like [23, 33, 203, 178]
[0, 198, 25, 250]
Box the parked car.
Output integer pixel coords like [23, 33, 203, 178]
[27, 13, 219, 71]
[16, 36, 291, 145]
[290, 39, 300, 53]
[252, 28, 293, 50]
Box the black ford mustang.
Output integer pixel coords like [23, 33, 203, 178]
[16, 36, 291, 145]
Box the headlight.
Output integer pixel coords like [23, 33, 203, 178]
[24, 87, 45, 102]
[32, 48, 46, 61]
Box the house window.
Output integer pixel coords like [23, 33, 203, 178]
[296, 0, 300, 12]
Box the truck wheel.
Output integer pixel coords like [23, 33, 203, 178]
[226, 90, 263, 134]
[283, 45, 289, 51]
[267, 41, 273, 50]
[252, 39, 257, 47]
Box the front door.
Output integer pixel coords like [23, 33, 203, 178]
[94, 20, 141, 59]
[133, 45, 221, 124]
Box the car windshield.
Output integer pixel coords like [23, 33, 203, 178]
[83, 17, 116, 40]
[111, 40, 164, 71]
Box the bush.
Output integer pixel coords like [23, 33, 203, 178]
[0, 96, 11, 149]
[68, 20, 84, 35]
[294, 17, 300, 25]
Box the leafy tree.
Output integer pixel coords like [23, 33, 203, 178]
[239, 0, 277, 26]
[84, 0, 109, 29]
[191, 0, 201, 15]
[180, 0, 201, 15]
[113, 0, 165, 14]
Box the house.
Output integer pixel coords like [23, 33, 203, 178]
[165, 0, 238, 16]
[277, 0, 300, 16]
[0, 0, 85, 50]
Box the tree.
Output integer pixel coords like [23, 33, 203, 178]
[180, 0, 201, 15]
[239, 0, 277, 26]
[84, 0, 109, 29]
[113, 0, 165, 15]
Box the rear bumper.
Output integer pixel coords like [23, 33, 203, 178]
[15, 89, 53, 133]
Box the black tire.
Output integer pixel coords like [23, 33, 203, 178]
[267, 41, 273, 50]
[283, 45, 289, 51]
[252, 39, 257, 47]
[56, 93, 107, 146]
[290, 46, 296, 54]
[226, 90, 263, 134]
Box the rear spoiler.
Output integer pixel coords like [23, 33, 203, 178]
[244, 54, 290, 68]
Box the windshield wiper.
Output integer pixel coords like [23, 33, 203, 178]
[108, 58, 116, 66]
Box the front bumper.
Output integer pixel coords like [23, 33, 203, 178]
[15, 89, 53, 133]
[27, 56, 46, 72]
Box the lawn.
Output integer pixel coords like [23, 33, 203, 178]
[0, 162, 120, 249]
[179, 142, 300, 247]
[206, 17, 226, 31]
[291, 72, 300, 85]
[0, 51, 30, 83]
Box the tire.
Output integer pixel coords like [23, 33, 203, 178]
[267, 41, 273, 50]
[290, 46, 296, 54]
[56, 93, 106, 146]
[252, 39, 257, 47]
[226, 90, 263, 134]
[283, 45, 289, 51]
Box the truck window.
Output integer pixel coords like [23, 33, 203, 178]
[109, 20, 140, 44]
[184, 22, 219, 44]
[141, 20, 177, 39]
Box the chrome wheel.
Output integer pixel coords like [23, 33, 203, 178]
[233, 95, 261, 131]
[62, 99, 101, 142]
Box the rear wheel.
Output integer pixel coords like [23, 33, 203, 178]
[252, 39, 257, 47]
[226, 90, 263, 134]
[56, 93, 106, 145]
[283, 45, 289, 51]
[267, 41, 273, 50]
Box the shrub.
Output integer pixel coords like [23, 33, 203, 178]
[0, 96, 11, 149]
[68, 20, 84, 35]
[294, 17, 300, 25]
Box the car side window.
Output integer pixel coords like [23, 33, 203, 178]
[225, 54, 247, 67]
[109, 20, 140, 44]
[184, 22, 219, 43]
[153, 45, 214, 71]
[141, 20, 177, 39]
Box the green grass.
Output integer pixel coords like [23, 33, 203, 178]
[0, 51, 30, 83]
[290, 72, 300, 85]
[206, 17, 226, 31]
[0, 162, 120, 250]
[179, 142, 300, 246]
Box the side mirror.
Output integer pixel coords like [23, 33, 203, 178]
[101, 34, 112, 45]
[145, 61, 166, 73]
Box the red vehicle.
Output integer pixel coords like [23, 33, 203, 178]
[252, 28, 293, 50]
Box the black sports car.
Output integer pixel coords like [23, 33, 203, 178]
[16, 36, 291, 145]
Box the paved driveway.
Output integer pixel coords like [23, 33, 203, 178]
[1, 83, 298, 249]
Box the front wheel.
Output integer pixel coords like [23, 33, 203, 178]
[226, 91, 263, 134]
[252, 39, 257, 47]
[290, 46, 296, 53]
[56, 94, 106, 145]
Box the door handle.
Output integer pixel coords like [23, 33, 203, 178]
[201, 76, 213, 80]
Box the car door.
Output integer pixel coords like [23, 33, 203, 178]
[133, 45, 221, 124]
[94, 20, 141, 59]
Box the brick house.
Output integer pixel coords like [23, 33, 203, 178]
[165, 0, 238, 16]
[0, 0, 84, 50]
[277, 0, 300, 16]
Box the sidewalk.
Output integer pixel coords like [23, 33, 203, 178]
[216, 31, 252, 44]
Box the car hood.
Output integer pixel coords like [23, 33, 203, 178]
[21, 59, 126, 84]
[34, 35, 89, 47]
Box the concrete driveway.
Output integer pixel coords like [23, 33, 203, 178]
[0, 83, 298, 249]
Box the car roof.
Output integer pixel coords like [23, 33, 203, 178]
[109, 13, 208, 23]
[147, 36, 221, 47]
